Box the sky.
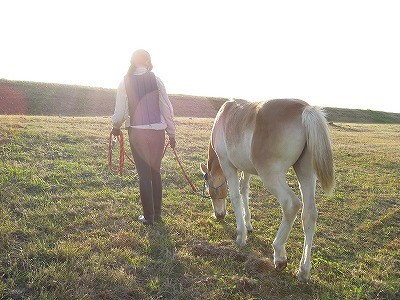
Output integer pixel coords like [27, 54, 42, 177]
[1, 0, 400, 113]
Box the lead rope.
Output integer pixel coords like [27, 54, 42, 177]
[163, 140, 197, 193]
[107, 131, 135, 176]
[108, 130, 197, 193]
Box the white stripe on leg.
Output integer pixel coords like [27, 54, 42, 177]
[240, 172, 253, 232]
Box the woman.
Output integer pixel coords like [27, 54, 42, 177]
[112, 49, 176, 225]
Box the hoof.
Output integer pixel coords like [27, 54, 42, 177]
[297, 267, 311, 283]
[236, 235, 247, 247]
[246, 224, 253, 234]
[274, 260, 288, 272]
[215, 213, 226, 221]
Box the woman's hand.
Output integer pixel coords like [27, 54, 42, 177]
[169, 136, 176, 149]
[112, 128, 121, 136]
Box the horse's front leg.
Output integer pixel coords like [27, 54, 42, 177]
[225, 167, 247, 246]
[240, 172, 253, 233]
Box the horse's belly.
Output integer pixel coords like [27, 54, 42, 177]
[232, 159, 257, 174]
[228, 142, 258, 174]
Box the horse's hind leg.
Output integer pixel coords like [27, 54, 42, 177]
[260, 171, 301, 271]
[294, 149, 317, 282]
[240, 172, 253, 232]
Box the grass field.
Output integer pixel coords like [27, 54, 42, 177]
[0, 115, 399, 299]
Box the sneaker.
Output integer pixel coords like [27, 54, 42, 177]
[137, 215, 153, 225]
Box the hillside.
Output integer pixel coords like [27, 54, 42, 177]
[1, 79, 400, 123]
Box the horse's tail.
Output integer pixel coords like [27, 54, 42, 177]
[302, 106, 335, 195]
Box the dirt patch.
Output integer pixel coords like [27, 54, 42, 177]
[190, 240, 274, 274]
[231, 275, 259, 293]
[191, 241, 247, 262]
[244, 255, 274, 274]
[0, 138, 11, 147]
[0, 82, 28, 114]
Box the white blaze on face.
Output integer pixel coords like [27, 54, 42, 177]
[212, 198, 226, 219]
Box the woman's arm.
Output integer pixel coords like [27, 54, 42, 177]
[112, 80, 129, 129]
[156, 77, 176, 138]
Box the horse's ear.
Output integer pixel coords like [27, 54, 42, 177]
[200, 163, 208, 175]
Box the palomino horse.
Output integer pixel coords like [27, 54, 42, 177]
[200, 98, 334, 282]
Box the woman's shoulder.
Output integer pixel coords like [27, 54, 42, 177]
[153, 74, 165, 89]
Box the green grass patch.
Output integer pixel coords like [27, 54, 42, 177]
[0, 116, 399, 299]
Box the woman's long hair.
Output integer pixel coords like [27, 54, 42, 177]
[127, 49, 153, 75]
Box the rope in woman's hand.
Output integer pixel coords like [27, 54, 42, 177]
[108, 130, 196, 192]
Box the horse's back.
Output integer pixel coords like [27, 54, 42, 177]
[252, 99, 308, 171]
[213, 98, 309, 174]
[221, 100, 259, 143]
[217, 98, 307, 129]
[258, 99, 308, 121]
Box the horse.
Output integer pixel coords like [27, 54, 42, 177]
[200, 98, 335, 282]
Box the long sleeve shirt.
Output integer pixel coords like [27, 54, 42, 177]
[112, 67, 176, 138]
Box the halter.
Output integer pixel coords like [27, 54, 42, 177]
[201, 173, 227, 200]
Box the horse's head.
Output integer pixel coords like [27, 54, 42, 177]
[200, 162, 228, 220]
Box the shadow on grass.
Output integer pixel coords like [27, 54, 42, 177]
[143, 222, 186, 299]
